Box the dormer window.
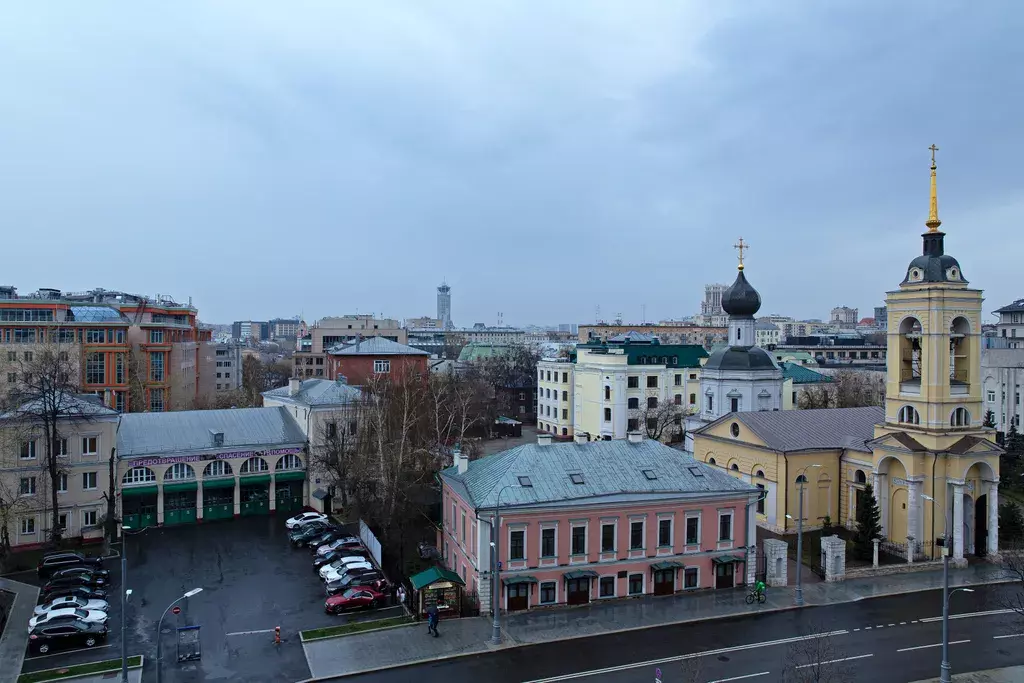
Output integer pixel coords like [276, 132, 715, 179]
[909, 268, 923, 282]
[946, 266, 960, 280]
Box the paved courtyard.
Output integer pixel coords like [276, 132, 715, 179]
[16, 516, 400, 682]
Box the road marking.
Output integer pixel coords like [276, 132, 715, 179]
[520, 631, 849, 683]
[795, 653, 873, 669]
[994, 634, 1024, 639]
[897, 639, 970, 652]
[888, 624, 895, 627]
[876, 625, 884, 629]
[25, 644, 113, 660]
[707, 673, 770, 683]
[864, 626, 872, 630]
[920, 609, 1014, 623]
[853, 628, 860, 632]
[226, 628, 277, 636]
[911, 620, 919, 624]
[900, 622, 907, 625]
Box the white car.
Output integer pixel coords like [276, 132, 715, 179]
[34, 595, 110, 616]
[321, 562, 373, 583]
[316, 537, 361, 557]
[317, 556, 369, 577]
[285, 512, 328, 530]
[28, 607, 108, 632]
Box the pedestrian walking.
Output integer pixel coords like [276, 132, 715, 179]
[397, 585, 407, 608]
[426, 605, 440, 637]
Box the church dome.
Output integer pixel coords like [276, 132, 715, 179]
[703, 345, 778, 371]
[721, 270, 762, 318]
[901, 231, 967, 285]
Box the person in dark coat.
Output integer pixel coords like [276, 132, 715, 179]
[426, 605, 440, 637]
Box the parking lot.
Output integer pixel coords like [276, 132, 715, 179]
[17, 516, 402, 682]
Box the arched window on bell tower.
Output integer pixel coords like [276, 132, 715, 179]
[897, 317, 923, 390]
[949, 316, 970, 387]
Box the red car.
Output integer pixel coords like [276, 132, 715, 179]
[324, 586, 385, 614]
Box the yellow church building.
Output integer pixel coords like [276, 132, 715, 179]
[692, 148, 1001, 564]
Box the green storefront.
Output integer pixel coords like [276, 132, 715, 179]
[202, 478, 235, 521]
[122, 485, 158, 530]
[163, 481, 198, 526]
[240, 475, 271, 516]
[275, 471, 306, 515]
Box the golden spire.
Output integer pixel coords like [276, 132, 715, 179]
[926, 143, 941, 232]
[733, 237, 748, 271]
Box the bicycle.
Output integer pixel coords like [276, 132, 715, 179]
[745, 588, 766, 605]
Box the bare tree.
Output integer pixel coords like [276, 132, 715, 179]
[798, 370, 883, 410]
[998, 540, 1024, 618]
[472, 343, 540, 421]
[628, 396, 686, 442]
[101, 446, 118, 555]
[310, 401, 366, 512]
[782, 622, 854, 683]
[241, 355, 267, 407]
[425, 371, 488, 460]
[0, 426, 33, 569]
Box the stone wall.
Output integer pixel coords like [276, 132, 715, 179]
[845, 559, 943, 579]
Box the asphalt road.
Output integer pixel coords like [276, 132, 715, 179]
[326, 583, 1024, 683]
[18, 517, 401, 683]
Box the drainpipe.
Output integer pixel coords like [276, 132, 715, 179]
[783, 452, 790, 533]
[931, 452, 939, 560]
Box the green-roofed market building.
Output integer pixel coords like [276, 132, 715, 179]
[537, 332, 707, 442]
[781, 362, 833, 409]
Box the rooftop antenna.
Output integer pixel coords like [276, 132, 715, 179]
[595, 305, 601, 323]
[641, 304, 646, 325]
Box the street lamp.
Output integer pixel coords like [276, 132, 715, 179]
[922, 493, 971, 683]
[790, 463, 820, 607]
[118, 523, 149, 683]
[490, 484, 517, 645]
[156, 587, 203, 683]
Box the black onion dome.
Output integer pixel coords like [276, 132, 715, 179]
[703, 345, 778, 371]
[721, 270, 762, 318]
[901, 231, 967, 285]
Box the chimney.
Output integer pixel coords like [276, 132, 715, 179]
[356, 334, 362, 352]
[537, 433, 553, 446]
[627, 431, 644, 444]
[454, 447, 468, 475]
[288, 377, 302, 396]
[573, 431, 589, 445]
[209, 429, 225, 447]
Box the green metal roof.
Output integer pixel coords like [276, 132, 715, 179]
[501, 575, 538, 586]
[650, 560, 684, 571]
[563, 570, 598, 580]
[458, 343, 514, 362]
[410, 566, 466, 590]
[711, 554, 746, 565]
[578, 341, 708, 368]
[781, 362, 832, 384]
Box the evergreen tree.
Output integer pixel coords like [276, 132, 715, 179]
[853, 483, 883, 561]
[999, 502, 1024, 545]
[984, 409, 996, 429]
[1002, 422, 1023, 491]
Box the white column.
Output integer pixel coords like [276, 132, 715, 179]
[906, 480, 922, 555]
[746, 503, 757, 584]
[988, 481, 1000, 556]
[874, 473, 888, 538]
[952, 484, 965, 560]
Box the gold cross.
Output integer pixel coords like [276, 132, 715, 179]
[929, 143, 939, 167]
[734, 237, 748, 270]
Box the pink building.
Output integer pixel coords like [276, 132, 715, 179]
[437, 434, 760, 614]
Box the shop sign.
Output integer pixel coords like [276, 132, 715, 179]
[892, 477, 909, 487]
[133, 447, 302, 468]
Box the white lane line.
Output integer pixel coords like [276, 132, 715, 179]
[897, 639, 970, 653]
[900, 622, 907, 625]
[707, 673, 771, 683]
[853, 628, 860, 632]
[25, 644, 113, 660]
[520, 631, 849, 683]
[920, 609, 1014, 623]
[226, 628, 277, 636]
[994, 634, 1024, 639]
[796, 653, 873, 669]
[911, 620, 919, 624]
[888, 623, 895, 627]
[865, 626, 872, 630]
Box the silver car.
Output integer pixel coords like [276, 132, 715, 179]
[28, 607, 108, 633]
[34, 595, 110, 616]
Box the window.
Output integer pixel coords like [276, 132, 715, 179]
[21, 517, 35, 535]
[326, 422, 338, 438]
[684, 567, 699, 589]
[730, 397, 739, 412]
[57, 513, 67, 531]
[756, 484, 766, 514]
[204, 460, 230, 477]
[114, 392, 125, 413]
[461, 512, 466, 543]
[541, 528, 556, 557]
[627, 397, 639, 410]
[562, 409, 568, 419]
[601, 523, 615, 552]
[674, 374, 682, 386]
[6, 372, 14, 383]
[604, 408, 611, 422]
[689, 393, 696, 405]
[898, 405, 920, 425]
[647, 376, 658, 388]
[988, 390, 997, 402]
[82, 472, 97, 490]
[149, 388, 164, 412]
[627, 376, 639, 389]
[707, 395, 714, 412]
[719, 512, 733, 541]
[167, 462, 196, 480]
[562, 372, 568, 383]
[647, 396, 658, 409]
[149, 329, 164, 344]
[562, 391, 568, 401]
[20, 440, 36, 459]
[658, 519, 672, 547]
[374, 359, 391, 373]
[674, 394, 682, 405]
[150, 352, 165, 382]
[57, 474, 68, 493]
[19, 476, 36, 495]
[83, 510, 97, 527]
[685, 516, 699, 545]
[628, 573, 643, 595]
[115, 353, 125, 383]
[599, 576, 615, 598]
[546, 371, 551, 381]
[627, 418, 639, 431]
[604, 386, 611, 400]
[510, 530, 525, 560]
[570, 473, 585, 485]
[85, 352, 105, 385]
[951, 407, 971, 427]
[6, 351, 13, 362]
[224, 372, 231, 378]
[571, 525, 586, 555]
[81, 437, 98, 456]
[630, 520, 644, 550]
[86, 329, 106, 343]
[540, 581, 556, 604]
[123, 467, 156, 484]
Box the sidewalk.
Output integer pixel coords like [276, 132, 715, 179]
[0, 576, 39, 683]
[911, 665, 1024, 682]
[301, 563, 1013, 680]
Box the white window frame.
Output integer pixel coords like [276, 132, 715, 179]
[82, 509, 98, 527]
[656, 514, 674, 552]
[627, 571, 645, 596]
[240, 457, 268, 474]
[988, 390, 997, 402]
[683, 566, 700, 590]
[19, 476, 36, 496]
[166, 462, 196, 481]
[539, 523, 558, 566]
[21, 516, 36, 535]
[55, 473, 68, 494]
[599, 519, 617, 557]
[569, 521, 588, 562]
[203, 460, 231, 478]
[508, 525, 527, 563]
[373, 359, 391, 374]
[597, 574, 617, 599]
[81, 435, 99, 456]
[538, 580, 558, 605]
[82, 471, 98, 491]
[56, 438, 69, 457]
[628, 517, 646, 555]
[20, 440, 36, 460]
[123, 467, 156, 484]
[684, 512, 701, 550]
[717, 509, 734, 547]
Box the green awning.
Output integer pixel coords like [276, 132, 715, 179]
[163, 481, 198, 493]
[274, 470, 306, 482]
[501, 575, 538, 586]
[651, 561, 684, 571]
[563, 570, 598, 581]
[410, 566, 466, 591]
[712, 554, 745, 565]
[122, 485, 158, 497]
[202, 478, 235, 490]
[239, 474, 271, 485]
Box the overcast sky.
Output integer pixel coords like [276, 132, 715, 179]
[2, 2, 1022, 327]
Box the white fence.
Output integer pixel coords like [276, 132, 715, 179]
[359, 519, 382, 567]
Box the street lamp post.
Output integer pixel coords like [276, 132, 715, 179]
[490, 484, 516, 645]
[119, 525, 130, 683]
[922, 493, 972, 683]
[155, 588, 203, 683]
[790, 464, 820, 607]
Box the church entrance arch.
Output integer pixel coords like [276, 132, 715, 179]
[962, 493, 975, 556]
[975, 494, 988, 558]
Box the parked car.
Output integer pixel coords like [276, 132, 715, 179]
[325, 572, 386, 595]
[307, 530, 345, 551]
[43, 574, 109, 593]
[29, 620, 109, 655]
[324, 586, 385, 614]
[39, 586, 107, 605]
[322, 566, 378, 589]
[285, 512, 328, 529]
[34, 595, 110, 616]
[316, 554, 371, 573]
[289, 522, 333, 546]
[37, 552, 103, 579]
[313, 548, 370, 570]
[315, 536, 361, 557]
[28, 607, 108, 632]
[50, 566, 110, 581]
[320, 560, 373, 582]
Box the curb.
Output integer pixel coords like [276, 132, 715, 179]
[300, 619, 416, 643]
[298, 574, 1014, 681]
[17, 655, 144, 683]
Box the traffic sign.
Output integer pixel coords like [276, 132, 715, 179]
[172, 606, 181, 615]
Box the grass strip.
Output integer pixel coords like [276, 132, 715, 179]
[301, 616, 413, 641]
[17, 655, 143, 683]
